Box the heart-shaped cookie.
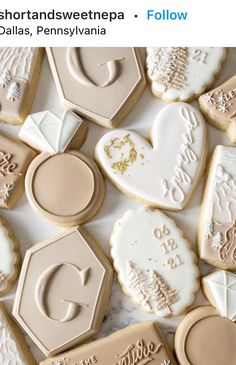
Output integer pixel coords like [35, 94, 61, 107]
[110, 208, 199, 317]
[96, 102, 207, 210]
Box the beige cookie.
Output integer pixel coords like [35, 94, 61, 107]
[175, 306, 236, 365]
[0, 132, 37, 209]
[13, 226, 113, 356]
[0, 47, 44, 124]
[19, 110, 105, 226]
[0, 303, 36, 365]
[40, 321, 177, 365]
[199, 75, 236, 143]
[47, 47, 146, 128]
[146, 47, 226, 102]
[198, 145, 236, 270]
[0, 216, 21, 296]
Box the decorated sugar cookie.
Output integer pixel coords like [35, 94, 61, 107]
[0, 47, 44, 124]
[19, 110, 105, 226]
[96, 102, 207, 210]
[175, 306, 236, 365]
[110, 208, 199, 317]
[40, 321, 177, 365]
[0, 303, 36, 365]
[13, 226, 113, 356]
[199, 75, 236, 143]
[147, 47, 226, 102]
[203, 270, 236, 321]
[198, 145, 236, 270]
[0, 132, 36, 209]
[47, 47, 146, 128]
[0, 216, 21, 296]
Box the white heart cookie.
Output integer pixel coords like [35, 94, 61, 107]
[146, 47, 226, 101]
[110, 208, 199, 317]
[96, 102, 207, 210]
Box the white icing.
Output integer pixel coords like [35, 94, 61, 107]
[19, 110, 84, 154]
[203, 270, 236, 321]
[0, 224, 16, 292]
[146, 47, 225, 100]
[110, 208, 199, 317]
[96, 102, 207, 210]
[0, 313, 29, 364]
[0, 47, 35, 82]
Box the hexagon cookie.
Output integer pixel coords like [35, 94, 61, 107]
[13, 227, 113, 356]
[46, 48, 146, 128]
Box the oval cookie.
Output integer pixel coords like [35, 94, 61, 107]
[25, 151, 105, 226]
[96, 102, 207, 210]
[110, 208, 199, 317]
[147, 47, 226, 102]
[175, 306, 236, 365]
[0, 216, 21, 296]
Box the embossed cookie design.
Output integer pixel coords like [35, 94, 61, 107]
[147, 47, 226, 102]
[198, 145, 236, 270]
[203, 270, 236, 321]
[47, 47, 146, 128]
[96, 102, 207, 210]
[175, 306, 236, 365]
[110, 208, 199, 317]
[40, 321, 177, 365]
[0, 216, 21, 296]
[0, 47, 44, 124]
[13, 226, 113, 356]
[0, 132, 36, 209]
[19, 110, 105, 226]
[0, 303, 36, 365]
[199, 75, 236, 143]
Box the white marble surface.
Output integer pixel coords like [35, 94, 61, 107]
[0, 48, 236, 362]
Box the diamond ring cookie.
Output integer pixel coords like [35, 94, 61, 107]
[0, 132, 36, 209]
[110, 208, 199, 317]
[175, 306, 236, 365]
[19, 110, 105, 226]
[199, 75, 236, 143]
[47, 47, 146, 128]
[202, 270, 236, 321]
[0, 47, 44, 124]
[198, 145, 236, 270]
[96, 102, 207, 210]
[0, 303, 36, 365]
[146, 47, 226, 102]
[40, 321, 177, 365]
[0, 216, 21, 296]
[13, 226, 113, 356]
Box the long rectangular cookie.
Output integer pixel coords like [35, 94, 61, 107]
[199, 145, 236, 269]
[40, 321, 177, 365]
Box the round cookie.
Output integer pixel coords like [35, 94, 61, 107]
[20, 110, 105, 226]
[146, 47, 226, 102]
[175, 306, 236, 365]
[110, 207, 199, 317]
[96, 102, 207, 211]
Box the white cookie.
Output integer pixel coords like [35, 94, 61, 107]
[110, 208, 199, 317]
[96, 102, 207, 210]
[146, 47, 226, 102]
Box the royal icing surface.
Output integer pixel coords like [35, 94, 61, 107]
[199, 145, 236, 268]
[19, 110, 85, 153]
[147, 47, 225, 101]
[175, 306, 236, 365]
[203, 270, 236, 321]
[96, 102, 207, 210]
[47, 47, 146, 128]
[13, 227, 113, 356]
[0, 47, 41, 122]
[40, 321, 177, 365]
[0, 221, 17, 293]
[0, 306, 30, 365]
[110, 208, 199, 317]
